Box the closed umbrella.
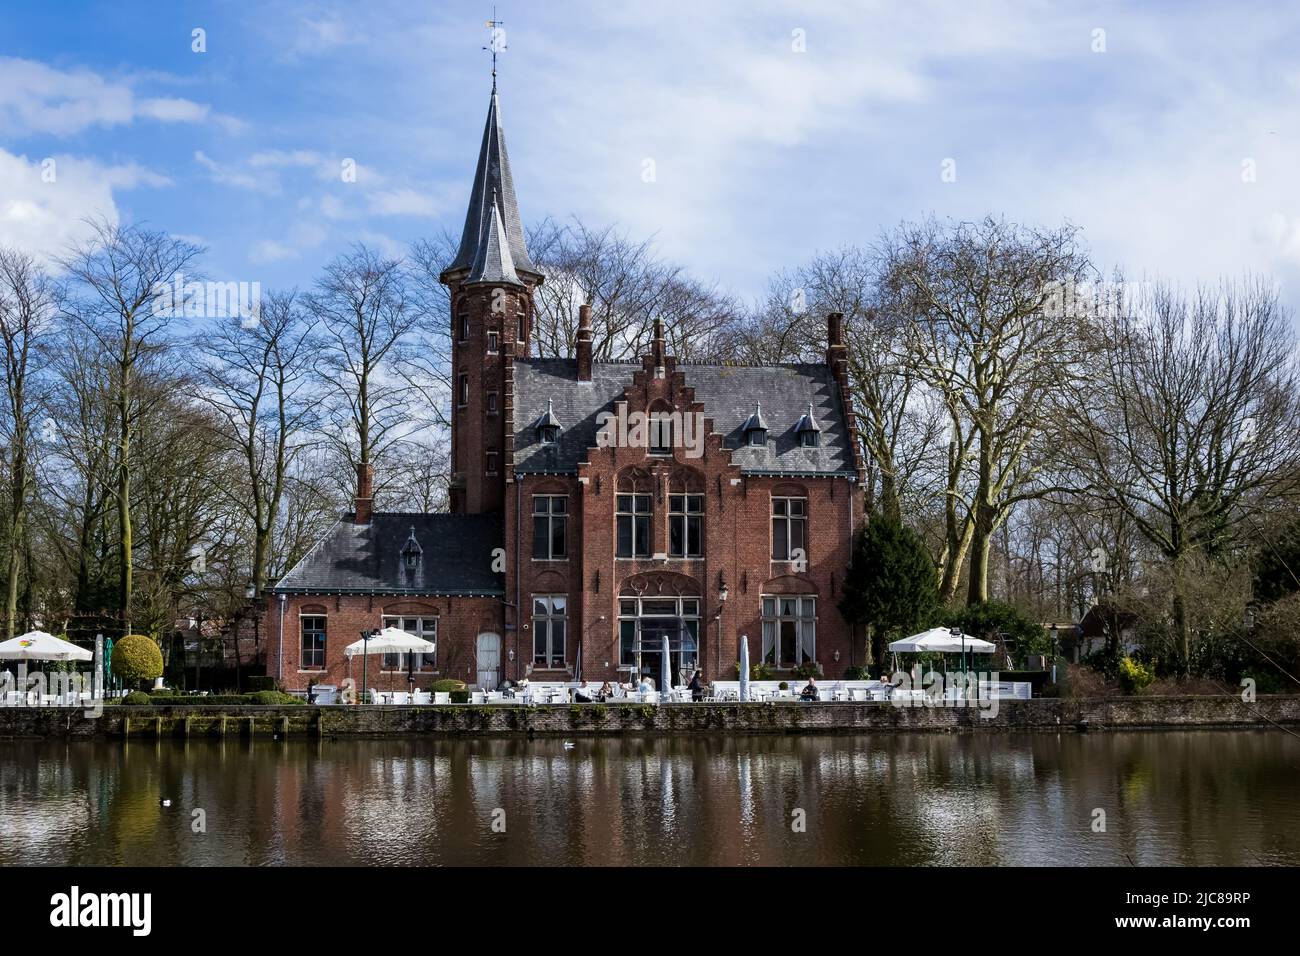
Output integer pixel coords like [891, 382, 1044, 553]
[573, 641, 583, 683]
[660, 631, 671, 704]
[738, 633, 749, 702]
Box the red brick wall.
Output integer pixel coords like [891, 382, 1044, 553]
[503, 352, 864, 687]
[262, 593, 503, 692]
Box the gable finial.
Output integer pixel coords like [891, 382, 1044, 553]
[483, 8, 506, 93]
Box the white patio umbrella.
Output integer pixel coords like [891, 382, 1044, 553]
[344, 627, 436, 701]
[660, 631, 671, 704]
[0, 631, 92, 661]
[888, 628, 996, 655]
[738, 633, 750, 702]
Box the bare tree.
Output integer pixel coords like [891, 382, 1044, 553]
[58, 219, 204, 630]
[308, 244, 417, 501]
[1061, 278, 1300, 672]
[880, 216, 1093, 604]
[0, 249, 57, 637]
[191, 291, 318, 596]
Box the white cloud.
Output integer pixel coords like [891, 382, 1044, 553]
[0, 149, 169, 262]
[0, 57, 235, 138]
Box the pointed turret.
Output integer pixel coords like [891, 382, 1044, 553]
[440, 91, 542, 287]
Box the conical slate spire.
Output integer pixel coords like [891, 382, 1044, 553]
[441, 90, 541, 286]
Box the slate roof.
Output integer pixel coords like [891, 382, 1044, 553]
[440, 91, 541, 286]
[512, 359, 858, 476]
[272, 513, 504, 595]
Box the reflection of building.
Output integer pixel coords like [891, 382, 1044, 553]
[264, 86, 865, 692]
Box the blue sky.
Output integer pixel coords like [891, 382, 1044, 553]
[3, 0, 1300, 310]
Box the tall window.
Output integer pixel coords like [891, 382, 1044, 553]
[486, 392, 498, 415]
[532, 495, 568, 559]
[380, 616, 438, 671]
[300, 616, 326, 670]
[649, 414, 673, 455]
[459, 313, 470, 342]
[458, 374, 469, 406]
[762, 596, 816, 668]
[668, 494, 703, 557]
[485, 451, 498, 475]
[487, 331, 499, 353]
[532, 596, 567, 667]
[616, 494, 652, 558]
[772, 497, 807, 561]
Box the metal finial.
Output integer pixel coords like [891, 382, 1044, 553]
[483, 7, 506, 92]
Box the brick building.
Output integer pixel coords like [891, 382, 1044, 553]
[266, 88, 866, 693]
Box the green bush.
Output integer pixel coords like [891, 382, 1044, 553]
[122, 690, 152, 705]
[778, 681, 789, 690]
[448, 690, 470, 703]
[735, 661, 774, 681]
[248, 690, 304, 705]
[792, 661, 823, 680]
[111, 634, 164, 688]
[431, 679, 468, 693]
[1117, 656, 1155, 695]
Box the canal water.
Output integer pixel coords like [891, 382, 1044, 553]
[1, 731, 1296, 866]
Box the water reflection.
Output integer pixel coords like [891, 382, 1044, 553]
[1, 732, 1295, 866]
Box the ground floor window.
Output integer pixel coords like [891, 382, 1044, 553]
[380, 616, 438, 670]
[300, 616, 326, 670]
[532, 595, 567, 668]
[617, 596, 700, 684]
[762, 596, 816, 668]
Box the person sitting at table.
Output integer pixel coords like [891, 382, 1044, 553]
[598, 681, 614, 702]
[574, 680, 593, 703]
[638, 674, 654, 695]
[799, 677, 820, 702]
[688, 669, 705, 702]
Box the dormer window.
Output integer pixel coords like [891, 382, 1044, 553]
[533, 398, 561, 445]
[400, 527, 423, 572]
[795, 402, 822, 448]
[742, 402, 768, 447]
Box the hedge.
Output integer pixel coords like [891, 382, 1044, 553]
[126, 693, 305, 706]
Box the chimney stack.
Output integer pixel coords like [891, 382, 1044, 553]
[354, 461, 374, 524]
[576, 304, 593, 381]
[826, 312, 848, 374]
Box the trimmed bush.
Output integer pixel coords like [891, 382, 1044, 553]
[122, 690, 152, 705]
[111, 634, 164, 688]
[448, 690, 470, 703]
[248, 690, 303, 705]
[431, 679, 468, 693]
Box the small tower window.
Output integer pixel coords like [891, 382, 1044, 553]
[533, 399, 561, 445]
[795, 402, 822, 448]
[458, 374, 470, 406]
[742, 402, 768, 447]
[487, 392, 499, 415]
[487, 331, 499, 353]
[401, 527, 423, 572]
[460, 313, 470, 342]
[486, 451, 499, 475]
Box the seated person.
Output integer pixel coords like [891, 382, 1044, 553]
[799, 677, 820, 701]
[598, 681, 614, 702]
[638, 675, 655, 695]
[573, 680, 593, 703]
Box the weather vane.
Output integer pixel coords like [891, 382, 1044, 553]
[483, 7, 506, 92]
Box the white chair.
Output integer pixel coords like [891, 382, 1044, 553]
[434, 692, 450, 704]
[391, 691, 410, 705]
[471, 691, 485, 704]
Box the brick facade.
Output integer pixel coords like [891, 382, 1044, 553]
[264, 88, 867, 692]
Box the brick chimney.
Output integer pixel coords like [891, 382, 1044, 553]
[826, 311, 848, 375]
[650, 316, 667, 375]
[354, 461, 374, 524]
[576, 303, 593, 381]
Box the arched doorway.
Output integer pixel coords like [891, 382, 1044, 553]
[476, 632, 502, 689]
